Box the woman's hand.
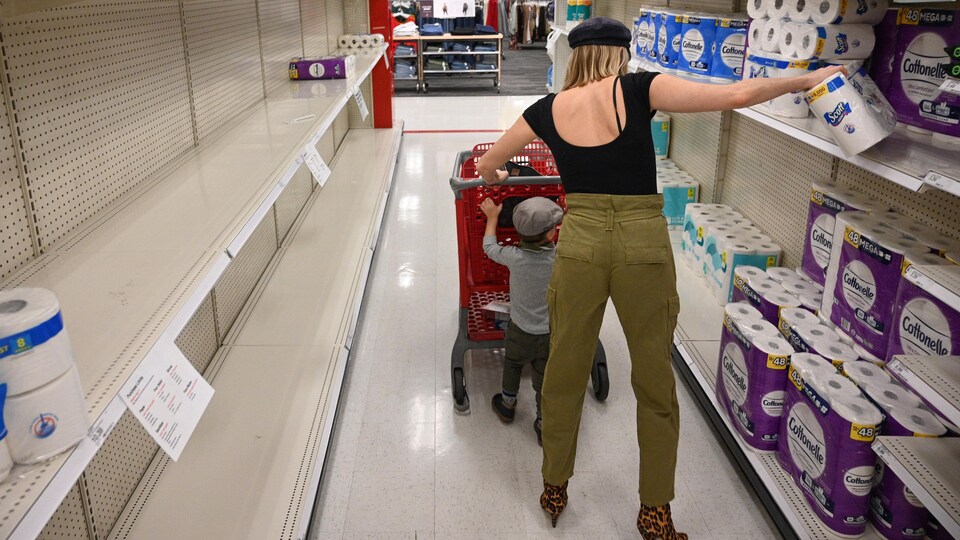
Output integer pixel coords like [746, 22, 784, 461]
[482, 169, 510, 185]
[798, 65, 848, 91]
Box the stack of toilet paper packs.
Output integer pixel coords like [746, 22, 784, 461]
[656, 159, 700, 228]
[680, 203, 783, 305]
[0, 288, 88, 483]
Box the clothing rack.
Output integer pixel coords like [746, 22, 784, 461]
[392, 33, 503, 93]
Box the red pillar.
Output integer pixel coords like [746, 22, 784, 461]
[369, 0, 394, 128]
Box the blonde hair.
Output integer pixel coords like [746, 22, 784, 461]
[562, 44, 629, 90]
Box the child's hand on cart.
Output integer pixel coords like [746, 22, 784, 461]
[480, 198, 503, 218]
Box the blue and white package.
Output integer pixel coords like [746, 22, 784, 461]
[711, 17, 749, 82]
[648, 10, 661, 62]
[678, 14, 717, 77]
[651, 111, 671, 158]
[0, 384, 10, 483]
[658, 11, 683, 72]
[636, 10, 651, 59]
[662, 179, 699, 228]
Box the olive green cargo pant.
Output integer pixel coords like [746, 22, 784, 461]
[541, 193, 681, 505]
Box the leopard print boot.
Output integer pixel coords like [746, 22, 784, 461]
[637, 503, 688, 540]
[539, 480, 569, 528]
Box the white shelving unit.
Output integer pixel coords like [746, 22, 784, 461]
[886, 355, 960, 431]
[0, 48, 384, 540]
[872, 437, 960, 539]
[669, 241, 884, 540]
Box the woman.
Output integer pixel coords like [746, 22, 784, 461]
[476, 17, 844, 540]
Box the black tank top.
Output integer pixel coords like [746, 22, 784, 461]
[522, 72, 660, 195]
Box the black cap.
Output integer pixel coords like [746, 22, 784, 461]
[567, 17, 631, 50]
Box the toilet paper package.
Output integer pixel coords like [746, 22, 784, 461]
[748, 19, 768, 49]
[679, 14, 717, 77]
[826, 219, 930, 360]
[761, 18, 785, 53]
[810, 0, 889, 25]
[709, 241, 760, 304]
[805, 71, 896, 156]
[842, 360, 891, 388]
[647, 10, 662, 62]
[876, 212, 960, 256]
[886, 262, 960, 360]
[0, 288, 76, 396]
[767, 0, 792, 20]
[728, 301, 766, 324]
[779, 307, 821, 338]
[744, 49, 820, 117]
[662, 181, 699, 228]
[748, 0, 772, 21]
[777, 356, 884, 536]
[289, 55, 357, 80]
[821, 211, 880, 319]
[636, 10, 652, 59]
[711, 17, 749, 81]
[658, 11, 683, 72]
[733, 275, 801, 325]
[6, 366, 89, 465]
[790, 24, 876, 60]
[802, 181, 884, 288]
[716, 314, 793, 452]
[882, 8, 960, 138]
[651, 111, 671, 159]
[0, 384, 11, 483]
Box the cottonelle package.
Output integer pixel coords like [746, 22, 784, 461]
[678, 14, 718, 78]
[777, 353, 884, 536]
[716, 311, 793, 452]
[886, 262, 960, 360]
[711, 17, 750, 82]
[733, 273, 802, 325]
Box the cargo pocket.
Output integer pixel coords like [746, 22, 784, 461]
[624, 244, 668, 265]
[557, 241, 594, 263]
[666, 295, 681, 335]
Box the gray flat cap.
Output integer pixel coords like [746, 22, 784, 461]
[513, 197, 563, 236]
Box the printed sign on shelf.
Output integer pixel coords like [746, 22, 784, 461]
[353, 86, 369, 121]
[923, 170, 960, 198]
[120, 343, 215, 461]
[303, 145, 332, 187]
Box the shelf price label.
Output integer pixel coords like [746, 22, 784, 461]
[302, 145, 332, 187]
[922, 170, 960, 198]
[940, 78, 960, 97]
[353, 85, 369, 121]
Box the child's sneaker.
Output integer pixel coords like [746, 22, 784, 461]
[491, 394, 516, 423]
[534, 418, 542, 446]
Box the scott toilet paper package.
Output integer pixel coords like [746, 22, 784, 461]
[801, 181, 885, 287]
[0, 288, 76, 396]
[790, 24, 877, 61]
[886, 263, 960, 360]
[777, 353, 883, 536]
[716, 313, 793, 452]
[6, 366, 89, 465]
[874, 8, 960, 139]
[809, 0, 889, 25]
[805, 70, 897, 156]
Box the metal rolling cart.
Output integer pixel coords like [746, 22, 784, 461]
[393, 36, 421, 88]
[420, 33, 503, 93]
[449, 142, 609, 413]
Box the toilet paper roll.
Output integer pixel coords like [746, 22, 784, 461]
[778, 307, 819, 338]
[760, 18, 785, 53]
[748, 0, 771, 21]
[790, 352, 835, 379]
[864, 382, 923, 412]
[790, 0, 814, 22]
[780, 275, 818, 298]
[831, 392, 884, 426]
[810, 337, 859, 367]
[338, 35, 351, 48]
[810, 0, 889, 25]
[760, 291, 802, 326]
[6, 366, 89, 465]
[793, 24, 875, 61]
[741, 320, 784, 339]
[767, 0, 793, 20]
[778, 21, 802, 58]
[748, 20, 768, 51]
[789, 321, 840, 352]
[885, 406, 947, 437]
[767, 267, 798, 283]
[842, 360, 891, 388]
[735, 265, 768, 285]
[727, 302, 765, 323]
[0, 288, 75, 396]
[809, 370, 861, 401]
[805, 72, 895, 156]
[800, 291, 823, 312]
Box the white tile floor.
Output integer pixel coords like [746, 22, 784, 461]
[308, 97, 781, 540]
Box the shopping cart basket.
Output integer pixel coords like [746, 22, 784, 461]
[449, 142, 609, 414]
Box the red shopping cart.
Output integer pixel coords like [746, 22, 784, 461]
[449, 142, 609, 414]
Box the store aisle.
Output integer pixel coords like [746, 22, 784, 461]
[308, 97, 781, 540]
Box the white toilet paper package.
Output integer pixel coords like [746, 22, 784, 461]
[747, 0, 771, 20]
[886, 263, 960, 360]
[809, 0, 889, 25]
[0, 288, 76, 396]
[789, 23, 876, 60]
[805, 71, 897, 156]
[716, 313, 793, 452]
[744, 49, 820, 118]
[777, 354, 883, 536]
[0, 384, 12, 483]
[801, 181, 885, 288]
[6, 366, 89, 465]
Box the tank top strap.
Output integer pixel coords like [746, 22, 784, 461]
[612, 75, 623, 135]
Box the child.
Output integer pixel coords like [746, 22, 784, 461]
[480, 196, 563, 445]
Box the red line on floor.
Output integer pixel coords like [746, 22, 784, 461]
[403, 129, 506, 134]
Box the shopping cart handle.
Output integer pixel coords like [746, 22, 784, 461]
[449, 150, 561, 197]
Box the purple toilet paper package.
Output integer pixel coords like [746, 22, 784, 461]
[886, 265, 960, 360]
[869, 11, 900, 94]
[877, 8, 960, 138]
[289, 55, 356, 80]
[871, 460, 930, 540]
[777, 363, 882, 537]
[716, 315, 792, 452]
[801, 183, 880, 288]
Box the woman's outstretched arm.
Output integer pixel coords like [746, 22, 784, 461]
[649, 65, 846, 113]
[476, 116, 539, 185]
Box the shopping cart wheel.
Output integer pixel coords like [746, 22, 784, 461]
[591, 342, 609, 401]
[453, 367, 470, 414]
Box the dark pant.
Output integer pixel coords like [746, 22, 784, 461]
[503, 322, 550, 419]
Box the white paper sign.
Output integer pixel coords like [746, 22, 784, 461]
[121, 344, 214, 461]
[923, 171, 960, 197]
[353, 86, 369, 121]
[940, 78, 960, 97]
[302, 145, 332, 186]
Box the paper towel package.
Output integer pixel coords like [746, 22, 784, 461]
[679, 15, 717, 77]
[0, 288, 76, 396]
[879, 8, 960, 139]
[801, 181, 884, 287]
[886, 262, 960, 360]
[777, 355, 884, 536]
[716, 314, 793, 451]
[711, 17, 749, 81]
[805, 71, 896, 156]
[658, 11, 683, 72]
[289, 55, 356, 80]
[6, 366, 89, 465]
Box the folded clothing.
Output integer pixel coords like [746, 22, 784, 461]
[451, 60, 470, 70]
[450, 43, 470, 52]
[473, 43, 497, 52]
[426, 58, 448, 70]
[476, 24, 497, 34]
[421, 23, 443, 36]
[475, 63, 496, 70]
[395, 44, 416, 56]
